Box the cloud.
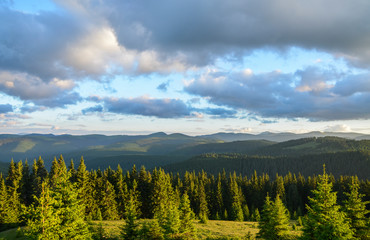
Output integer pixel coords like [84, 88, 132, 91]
[324, 124, 352, 132]
[82, 105, 103, 115]
[0, 71, 82, 108]
[103, 96, 192, 118]
[102, 0, 370, 68]
[2, 0, 370, 85]
[184, 67, 370, 121]
[0, 104, 12, 113]
[0, 71, 75, 100]
[201, 107, 238, 119]
[157, 81, 170, 92]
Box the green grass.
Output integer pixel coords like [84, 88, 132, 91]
[0, 220, 302, 239]
[0, 228, 27, 240]
[12, 140, 36, 153]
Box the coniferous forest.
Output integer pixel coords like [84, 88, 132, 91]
[0, 155, 369, 239]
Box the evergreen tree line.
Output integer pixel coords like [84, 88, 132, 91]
[257, 167, 370, 239]
[0, 156, 369, 239]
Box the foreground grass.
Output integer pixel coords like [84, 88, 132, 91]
[0, 220, 301, 239]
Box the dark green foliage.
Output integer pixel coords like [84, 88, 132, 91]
[121, 191, 140, 240]
[179, 192, 196, 236]
[25, 182, 61, 240]
[165, 150, 370, 179]
[301, 166, 354, 240]
[197, 181, 209, 223]
[0, 155, 370, 239]
[140, 220, 164, 240]
[343, 176, 370, 240]
[228, 175, 243, 221]
[258, 194, 291, 240]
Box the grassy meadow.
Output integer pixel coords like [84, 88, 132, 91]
[0, 220, 302, 240]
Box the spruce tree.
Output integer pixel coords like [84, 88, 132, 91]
[343, 176, 370, 240]
[258, 194, 274, 239]
[197, 181, 209, 223]
[258, 194, 290, 240]
[179, 192, 196, 238]
[96, 176, 119, 220]
[4, 159, 22, 225]
[229, 176, 243, 221]
[301, 166, 354, 240]
[47, 156, 91, 239]
[25, 182, 61, 240]
[121, 191, 140, 240]
[0, 174, 7, 225]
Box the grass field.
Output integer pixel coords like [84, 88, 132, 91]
[0, 220, 301, 239]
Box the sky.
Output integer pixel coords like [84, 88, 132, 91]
[0, 0, 370, 136]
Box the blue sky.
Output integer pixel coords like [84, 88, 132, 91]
[1, 0, 370, 135]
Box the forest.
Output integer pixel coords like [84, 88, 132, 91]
[0, 155, 369, 239]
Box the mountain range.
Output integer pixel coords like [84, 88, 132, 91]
[0, 131, 369, 178]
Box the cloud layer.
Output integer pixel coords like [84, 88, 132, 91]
[185, 68, 370, 121]
[1, 0, 370, 124]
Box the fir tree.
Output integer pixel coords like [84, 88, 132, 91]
[258, 194, 291, 240]
[257, 194, 274, 240]
[96, 176, 119, 220]
[121, 191, 140, 240]
[197, 181, 209, 223]
[343, 176, 370, 240]
[229, 175, 244, 221]
[25, 182, 61, 240]
[47, 156, 91, 239]
[179, 192, 196, 238]
[140, 220, 164, 240]
[301, 166, 354, 240]
[0, 174, 7, 225]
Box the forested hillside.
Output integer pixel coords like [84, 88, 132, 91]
[1, 156, 369, 239]
[165, 151, 370, 179]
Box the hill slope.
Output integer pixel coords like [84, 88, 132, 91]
[164, 151, 370, 179]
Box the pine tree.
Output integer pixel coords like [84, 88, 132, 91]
[31, 157, 48, 199]
[121, 191, 140, 240]
[47, 155, 91, 239]
[257, 194, 274, 239]
[197, 181, 209, 223]
[20, 159, 33, 206]
[179, 192, 196, 238]
[4, 159, 22, 225]
[343, 176, 370, 240]
[229, 175, 244, 221]
[301, 166, 354, 240]
[76, 157, 97, 220]
[258, 194, 291, 240]
[0, 174, 7, 225]
[96, 175, 119, 220]
[140, 219, 164, 240]
[25, 182, 61, 240]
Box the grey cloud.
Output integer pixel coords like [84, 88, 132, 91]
[184, 67, 370, 121]
[0, 103, 12, 113]
[333, 73, 370, 96]
[82, 105, 103, 115]
[30, 92, 82, 108]
[105, 0, 370, 68]
[0, 6, 86, 80]
[201, 107, 237, 119]
[157, 81, 170, 92]
[103, 97, 191, 118]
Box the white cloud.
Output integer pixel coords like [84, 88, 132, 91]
[324, 124, 352, 132]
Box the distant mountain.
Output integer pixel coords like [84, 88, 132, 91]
[201, 131, 370, 142]
[0, 133, 218, 166]
[0, 132, 369, 174]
